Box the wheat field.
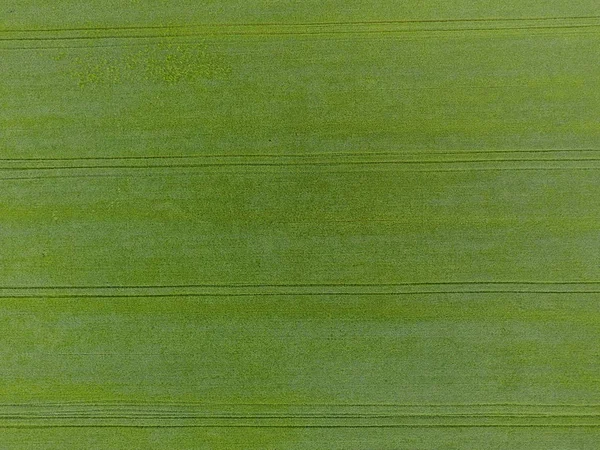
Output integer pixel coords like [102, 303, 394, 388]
[1, 1, 600, 448]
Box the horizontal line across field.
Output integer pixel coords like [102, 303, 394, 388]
[0, 282, 599, 298]
[1, 16, 600, 43]
[0, 403, 598, 428]
[0, 150, 600, 178]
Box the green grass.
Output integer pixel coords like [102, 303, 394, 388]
[1, 1, 600, 448]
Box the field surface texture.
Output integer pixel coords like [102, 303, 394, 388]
[1, 1, 600, 448]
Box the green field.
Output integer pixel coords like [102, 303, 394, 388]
[1, 1, 600, 448]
